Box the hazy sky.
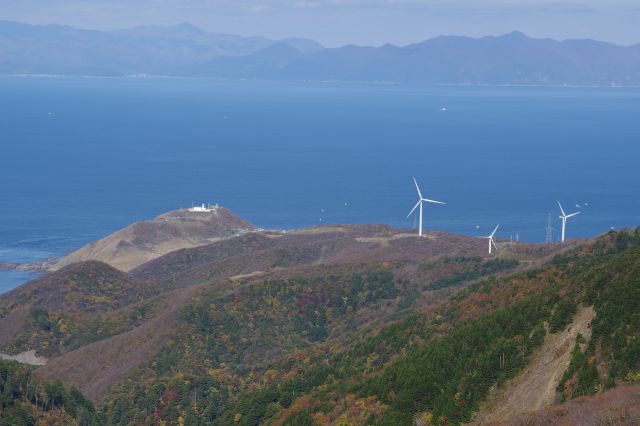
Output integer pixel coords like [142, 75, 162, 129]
[1, 0, 639, 47]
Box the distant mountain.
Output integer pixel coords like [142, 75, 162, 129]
[271, 31, 640, 85]
[197, 42, 308, 78]
[0, 20, 321, 76]
[277, 37, 324, 54]
[1, 21, 639, 85]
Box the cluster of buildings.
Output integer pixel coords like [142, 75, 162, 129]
[189, 203, 219, 213]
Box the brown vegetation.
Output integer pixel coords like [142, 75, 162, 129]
[0, 210, 586, 420]
[498, 384, 640, 425]
[34, 283, 211, 401]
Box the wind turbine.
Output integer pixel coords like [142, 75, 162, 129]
[558, 201, 580, 243]
[481, 224, 500, 254]
[407, 177, 445, 237]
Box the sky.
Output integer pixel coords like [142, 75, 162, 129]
[1, 0, 639, 47]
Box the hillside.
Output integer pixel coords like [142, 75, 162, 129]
[0, 261, 162, 364]
[0, 359, 98, 425]
[52, 206, 255, 272]
[102, 228, 639, 424]
[216, 229, 639, 425]
[129, 225, 520, 287]
[1, 218, 553, 397]
[2, 21, 640, 86]
[1, 209, 639, 424]
[471, 306, 596, 423]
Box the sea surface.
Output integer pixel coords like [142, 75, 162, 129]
[1, 77, 639, 292]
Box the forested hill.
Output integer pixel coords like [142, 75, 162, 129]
[0, 359, 97, 424]
[1, 223, 639, 424]
[96, 228, 640, 425]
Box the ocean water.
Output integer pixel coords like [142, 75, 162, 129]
[1, 77, 639, 292]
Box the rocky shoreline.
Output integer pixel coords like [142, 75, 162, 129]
[0, 263, 20, 271]
[0, 259, 57, 273]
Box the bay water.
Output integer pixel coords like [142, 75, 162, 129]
[1, 77, 639, 291]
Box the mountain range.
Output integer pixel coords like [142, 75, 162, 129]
[1, 207, 640, 424]
[0, 21, 322, 77]
[2, 21, 640, 85]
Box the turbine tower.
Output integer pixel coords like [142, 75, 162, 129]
[407, 177, 445, 237]
[482, 224, 500, 254]
[558, 201, 580, 243]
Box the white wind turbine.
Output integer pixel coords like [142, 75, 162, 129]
[407, 177, 445, 237]
[558, 201, 580, 243]
[482, 224, 500, 254]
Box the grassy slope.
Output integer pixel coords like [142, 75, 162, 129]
[53, 208, 255, 272]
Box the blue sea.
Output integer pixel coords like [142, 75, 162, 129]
[1, 76, 639, 292]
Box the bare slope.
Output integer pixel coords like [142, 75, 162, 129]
[53, 207, 254, 272]
[471, 306, 596, 424]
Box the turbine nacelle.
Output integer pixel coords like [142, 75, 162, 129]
[559, 212, 580, 220]
[407, 198, 445, 217]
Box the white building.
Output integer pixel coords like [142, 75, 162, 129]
[189, 203, 218, 212]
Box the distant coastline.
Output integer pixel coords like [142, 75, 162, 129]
[0, 259, 55, 273]
[3, 74, 640, 89]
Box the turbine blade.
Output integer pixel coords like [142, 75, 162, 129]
[491, 224, 500, 237]
[557, 201, 566, 217]
[567, 212, 581, 218]
[492, 238, 498, 251]
[413, 177, 423, 199]
[407, 200, 421, 218]
[424, 198, 446, 205]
